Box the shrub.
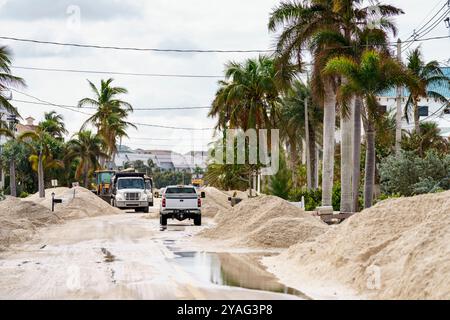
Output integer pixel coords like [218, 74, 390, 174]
[288, 186, 342, 211]
[380, 150, 450, 196]
[19, 191, 29, 198]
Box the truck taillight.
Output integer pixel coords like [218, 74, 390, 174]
[198, 197, 201, 207]
[162, 197, 166, 207]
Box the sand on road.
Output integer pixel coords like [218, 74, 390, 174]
[0, 213, 299, 300]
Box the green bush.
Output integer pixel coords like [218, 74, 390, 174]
[19, 191, 29, 198]
[288, 186, 341, 211]
[380, 150, 450, 196]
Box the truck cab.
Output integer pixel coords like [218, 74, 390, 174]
[111, 172, 150, 213]
[160, 185, 205, 226]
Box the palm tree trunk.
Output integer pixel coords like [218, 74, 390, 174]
[364, 122, 376, 209]
[83, 162, 90, 188]
[289, 142, 298, 187]
[309, 126, 317, 190]
[414, 100, 420, 134]
[9, 158, 17, 197]
[321, 83, 336, 207]
[340, 99, 354, 213]
[352, 96, 362, 212]
[38, 150, 45, 198]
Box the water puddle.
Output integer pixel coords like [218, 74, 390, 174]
[171, 250, 310, 299]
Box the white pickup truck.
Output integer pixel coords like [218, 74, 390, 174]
[159, 185, 205, 226]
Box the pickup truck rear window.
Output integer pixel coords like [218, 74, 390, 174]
[165, 187, 196, 194]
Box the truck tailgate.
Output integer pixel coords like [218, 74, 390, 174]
[165, 194, 198, 209]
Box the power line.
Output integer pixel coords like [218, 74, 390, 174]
[1, 34, 449, 56]
[12, 66, 223, 79]
[9, 88, 214, 131]
[402, 3, 450, 52]
[0, 36, 273, 53]
[12, 99, 211, 111]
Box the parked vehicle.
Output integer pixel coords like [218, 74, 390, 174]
[93, 170, 116, 202]
[110, 172, 149, 213]
[144, 176, 154, 207]
[160, 185, 205, 226]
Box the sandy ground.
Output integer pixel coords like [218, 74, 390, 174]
[0, 206, 300, 300]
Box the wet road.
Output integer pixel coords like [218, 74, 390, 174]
[0, 211, 302, 300]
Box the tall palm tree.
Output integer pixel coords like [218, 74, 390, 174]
[18, 126, 63, 198]
[325, 50, 412, 208]
[209, 55, 293, 131]
[269, 0, 403, 211]
[0, 46, 25, 115]
[405, 47, 450, 134]
[79, 78, 135, 163]
[279, 80, 323, 188]
[40, 111, 68, 139]
[65, 131, 107, 187]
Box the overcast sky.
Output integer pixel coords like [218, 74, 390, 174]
[0, 0, 449, 153]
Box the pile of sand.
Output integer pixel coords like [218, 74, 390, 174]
[200, 195, 327, 248]
[0, 187, 120, 251]
[264, 191, 450, 299]
[201, 187, 231, 217]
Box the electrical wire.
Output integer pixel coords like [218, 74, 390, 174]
[0, 36, 273, 53]
[11, 66, 223, 79]
[9, 88, 214, 131]
[12, 99, 211, 111]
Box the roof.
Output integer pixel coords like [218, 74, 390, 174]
[380, 67, 450, 98]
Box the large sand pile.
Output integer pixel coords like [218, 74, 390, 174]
[201, 187, 231, 217]
[264, 191, 450, 299]
[200, 195, 327, 248]
[0, 187, 120, 251]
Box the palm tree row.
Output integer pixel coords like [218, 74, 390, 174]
[208, 0, 449, 211]
[1, 45, 135, 197]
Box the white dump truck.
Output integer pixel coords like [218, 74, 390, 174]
[110, 172, 150, 213]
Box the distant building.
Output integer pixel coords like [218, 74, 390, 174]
[114, 148, 208, 173]
[16, 116, 38, 135]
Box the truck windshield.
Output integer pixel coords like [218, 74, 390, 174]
[165, 187, 196, 194]
[117, 179, 144, 190]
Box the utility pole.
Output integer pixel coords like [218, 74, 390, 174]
[305, 95, 312, 190]
[395, 38, 403, 154]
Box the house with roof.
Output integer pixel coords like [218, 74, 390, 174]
[378, 67, 450, 137]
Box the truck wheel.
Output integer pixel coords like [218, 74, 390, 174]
[194, 215, 202, 226]
[143, 206, 149, 213]
[160, 215, 167, 226]
[111, 199, 115, 207]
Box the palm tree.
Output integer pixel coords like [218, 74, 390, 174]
[0, 46, 25, 115]
[40, 111, 68, 139]
[402, 122, 449, 157]
[18, 126, 63, 198]
[404, 47, 450, 134]
[269, 0, 403, 211]
[65, 131, 107, 188]
[79, 78, 135, 163]
[325, 50, 411, 208]
[209, 55, 292, 131]
[279, 80, 323, 188]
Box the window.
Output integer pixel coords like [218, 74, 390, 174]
[165, 187, 196, 194]
[117, 178, 144, 190]
[419, 106, 429, 117]
[444, 105, 450, 115]
[378, 105, 387, 114]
